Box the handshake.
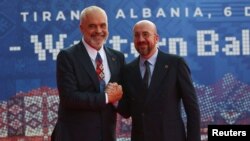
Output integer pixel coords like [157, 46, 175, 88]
[105, 82, 123, 104]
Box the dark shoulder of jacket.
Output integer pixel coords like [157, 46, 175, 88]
[57, 42, 83, 61]
[105, 46, 125, 60]
[106, 46, 123, 55]
[56, 42, 82, 62]
[163, 52, 190, 73]
[125, 57, 138, 70]
[158, 49, 185, 66]
[62, 41, 81, 53]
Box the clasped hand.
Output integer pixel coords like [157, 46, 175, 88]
[105, 82, 123, 104]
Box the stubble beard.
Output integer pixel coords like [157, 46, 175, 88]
[90, 35, 107, 49]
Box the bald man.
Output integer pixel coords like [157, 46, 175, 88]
[51, 6, 124, 141]
[118, 20, 201, 141]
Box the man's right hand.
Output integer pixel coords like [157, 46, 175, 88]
[105, 82, 123, 104]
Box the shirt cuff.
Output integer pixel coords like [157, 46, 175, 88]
[105, 93, 108, 104]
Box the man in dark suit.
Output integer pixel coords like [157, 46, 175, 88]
[51, 6, 124, 141]
[118, 20, 201, 141]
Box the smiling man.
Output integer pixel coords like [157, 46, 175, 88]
[51, 6, 125, 141]
[118, 20, 201, 141]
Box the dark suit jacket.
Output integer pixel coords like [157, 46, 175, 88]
[51, 41, 125, 141]
[118, 50, 201, 141]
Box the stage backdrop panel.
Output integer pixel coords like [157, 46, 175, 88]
[0, 0, 250, 140]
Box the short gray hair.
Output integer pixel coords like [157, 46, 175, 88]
[80, 6, 107, 24]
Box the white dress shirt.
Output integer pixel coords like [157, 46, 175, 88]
[82, 39, 111, 103]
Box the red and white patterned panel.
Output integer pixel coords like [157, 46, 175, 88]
[0, 101, 7, 137]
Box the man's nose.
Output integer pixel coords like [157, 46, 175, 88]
[96, 26, 102, 33]
[137, 34, 145, 41]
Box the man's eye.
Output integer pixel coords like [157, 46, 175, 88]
[89, 24, 96, 28]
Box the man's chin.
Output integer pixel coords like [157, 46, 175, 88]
[91, 40, 105, 46]
[139, 50, 148, 56]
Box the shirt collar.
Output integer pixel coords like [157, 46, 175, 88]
[82, 38, 105, 61]
[140, 49, 158, 67]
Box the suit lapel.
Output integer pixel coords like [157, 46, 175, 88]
[104, 47, 117, 82]
[75, 41, 99, 90]
[133, 58, 144, 87]
[129, 58, 147, 99]
[145, 51, 169, 105]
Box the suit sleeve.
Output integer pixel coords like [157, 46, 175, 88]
[117, 66, 132, 119]
[177, 58, 201, 141]
[56, 50, 106, 111]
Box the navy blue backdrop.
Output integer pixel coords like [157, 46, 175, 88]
[0, 0, 250, 140]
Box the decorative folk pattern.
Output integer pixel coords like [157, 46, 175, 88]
[0, 74, 250, 141]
